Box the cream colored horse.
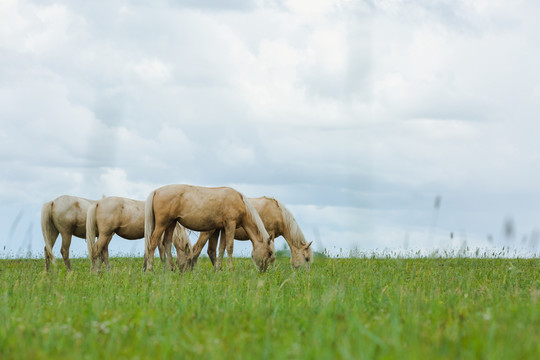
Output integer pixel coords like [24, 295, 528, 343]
[86, 196, 192, 271]
[41, 195, 97, 271]
[144, 184, 275, 272]
[201, 197, 313, 270]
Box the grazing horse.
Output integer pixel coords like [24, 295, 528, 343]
[86, 196, 192, 271]
[144, 184, 275, 272]
[201, 197, 313, 270]
[41, 195, 97, 271]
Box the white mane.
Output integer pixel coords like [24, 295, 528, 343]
[240, 193, 270, 241]
[275, 199, 307, 249]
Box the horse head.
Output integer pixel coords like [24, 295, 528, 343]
[251, 234, 275, 272]
[291, 241, 313, 269]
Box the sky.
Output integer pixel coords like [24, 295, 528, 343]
[1, 0, 540, 259]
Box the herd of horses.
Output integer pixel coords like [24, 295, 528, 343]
[41, 184, 313, 272]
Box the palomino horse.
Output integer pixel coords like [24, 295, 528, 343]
[86, 196, 192, 271]
[199, 197, 313, 270]
[41, 195, 97, 271]
[144, 184, 275, 272]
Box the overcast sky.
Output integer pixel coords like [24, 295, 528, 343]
[2, 0, 540, 259]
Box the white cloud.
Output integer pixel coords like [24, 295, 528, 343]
[306, 26, 347, 75]
[98, 167, 156, 200]
[2, 0, 540, 258]
[156, 124, 194, 161]
[217, 139, 256, 166]
[286, 0, 340, 17]
[127, 58, 172, 83]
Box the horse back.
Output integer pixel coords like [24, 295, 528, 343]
[154, 184, 245, 230]
[95, 197, 145, 239]
[249, 197, 284, 236]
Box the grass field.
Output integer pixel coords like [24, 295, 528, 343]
[1, 256, 539, 359]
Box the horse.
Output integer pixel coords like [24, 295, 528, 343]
[201, 196, 313, 270]
[144, 184, 275, 272]
[86, 196, 192, 272]
[41, 195, 97, 271]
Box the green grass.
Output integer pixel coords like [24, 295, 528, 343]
[0, 257, 539, 359]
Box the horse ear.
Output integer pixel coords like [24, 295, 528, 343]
[305, 241, 313, 249]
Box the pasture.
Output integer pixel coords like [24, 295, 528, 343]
[1, 256, 539, 359]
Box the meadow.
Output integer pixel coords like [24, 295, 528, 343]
[0, 256, 539, 359]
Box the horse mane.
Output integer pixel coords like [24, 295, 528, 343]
[274, 199, 308, 248]
[240, 193, 270, 241]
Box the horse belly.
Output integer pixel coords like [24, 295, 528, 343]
[115, 224, 144, 240]
[178, 216, 222, 232]
[234, 227, 250, 240]
[109, 199, 145, 240]
[72, 225, 87, 240]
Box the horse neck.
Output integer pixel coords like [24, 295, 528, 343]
[279, 202, 307, 250]
[241, 193, 269, 245]
[242, 218, 266, 245]
[282, 226, 307, 251]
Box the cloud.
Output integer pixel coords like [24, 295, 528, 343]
[98, 167, 156, 200]
[170, 0, 257, 12]
[127, 58, 172, 84]
[217, 139, 256, 166]
[2, 0, 540, 258]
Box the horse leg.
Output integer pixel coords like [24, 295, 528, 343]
[147, 222, 169, 272]
[207, 230, 219, 268]
[162, 224, 176, 271]
[216, 230, 227, 271]
[44, 234, 59, 272]
[158, 241, 167, 265]
[101, 236, 114, 270]
[93, 233, 113, 272]
[98, 250, 105, 272]
[59, 233, 73, 271]
[222, 222, 236, 271]
[188, 231, 213, 270]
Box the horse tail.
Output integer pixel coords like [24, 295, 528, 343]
[41, 201, 57, 263]
[240, 193, 269, 242]
[86, 202, 98, 260]
[145, 190, 156, 255]
[276, 199, 308, 248]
